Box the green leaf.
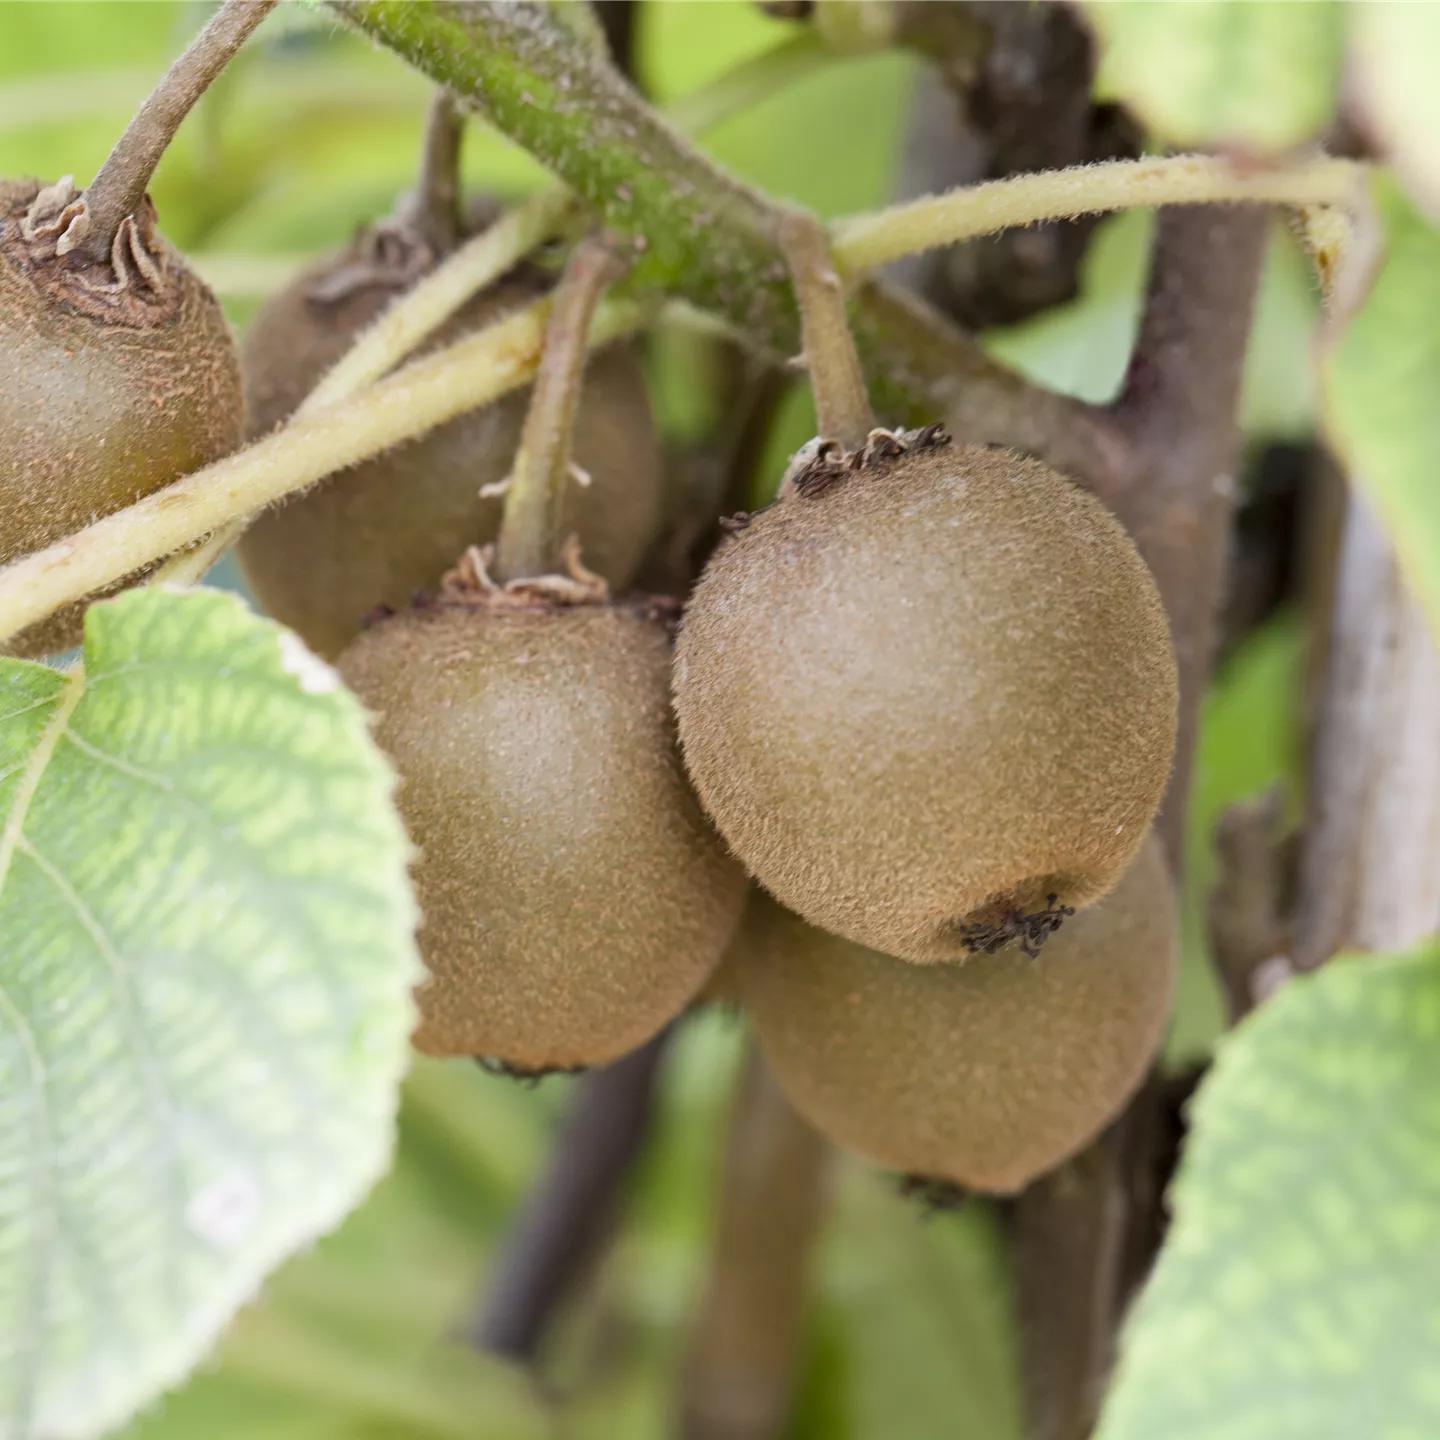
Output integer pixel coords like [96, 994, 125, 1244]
[0, 587, 420, 1440]
[120, 1058, 555, 1440]
[1350, 2, 1440, 223]
[1097, 944, 1440, 1440]
[1323, 179, 1440, 645]
[1084, 0, 1343, 152]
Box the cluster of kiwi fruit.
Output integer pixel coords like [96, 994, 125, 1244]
[5, 4, 1182, 1194]
[673, 214, 1181, 1193]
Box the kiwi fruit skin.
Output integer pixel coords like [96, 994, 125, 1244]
[337, 600, 748, 1068]
[673, 439, 1179, 963]
[0, 179, 244, 656]
[732, 833, 1176, 1194]
[237, 247, 665, 660]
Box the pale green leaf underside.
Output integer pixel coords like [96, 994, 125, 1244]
[1085, 0, 1342, 152]
[1350, 2, 1440, 224]
[1323, 179, 1440, 648]
[0, 588, 420, 1440]
[1098, 945, 1440, 1440]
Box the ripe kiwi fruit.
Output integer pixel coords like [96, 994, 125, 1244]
[673, 213, 1177, 961]
[340, 593, 746, 1068]
[0, 2, 264, 655]
[731, 833, 1177, 1194]
[337, 237, 745, 1070]
[237, 103, 664, 660]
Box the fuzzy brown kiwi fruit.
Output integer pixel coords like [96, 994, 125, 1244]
[731, 833, 1176, 1194]
[0, 178, 243, 656]
[236, 199, 664, 660]
[338, 595, 747, 1068]
[0, 2, 267, 657]
[672, 214, 1177, 962]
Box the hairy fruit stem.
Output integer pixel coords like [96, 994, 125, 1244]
[493, 237, 626, 583]
[75, 0, 277, 263]
[776, 209, 875, 452]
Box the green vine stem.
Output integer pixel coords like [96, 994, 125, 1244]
[494, 237, 625, 582]
[324, 0, 1099, 458]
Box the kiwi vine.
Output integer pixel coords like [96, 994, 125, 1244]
[0, 5, 1402, 1440]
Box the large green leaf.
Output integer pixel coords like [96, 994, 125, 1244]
[0, 588, 420, 1440]
[1323, 179, 1440, 646]
[1350, 2, 1440, 223]
[1098, 944, 1440, 1439]
[1084, 1, 1343, 152]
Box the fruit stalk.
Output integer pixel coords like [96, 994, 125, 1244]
[403, 88, 465, 256]
[775, 211, 875, 452]
[493, 236, 626, 583]
[680, 1049, 834, 1440]
[74, 0, 278, 264]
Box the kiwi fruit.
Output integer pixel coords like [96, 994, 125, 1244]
[237, 217, 664, 660]
[731, 833, 1176, 1194]
[674, 427, 1177, 963]
[0, 0, 270, 656]
[0, 177, 243, 655]
[338, 594, 748, 1068]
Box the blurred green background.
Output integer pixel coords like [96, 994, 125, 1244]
[0, 3, 1314, 1434]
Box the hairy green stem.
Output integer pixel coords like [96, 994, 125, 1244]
[325, 0, 1103, 476]
[831, 153, 1367, 274]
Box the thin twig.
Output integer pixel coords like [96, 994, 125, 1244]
[831, 154, 1364, 275]
[76, 0, 277, 260]
[680, 1047, 834, 1440]
[402, 88, 465, 255]
[327, 0, 1106, 465]
[473, 1029, 672, 1363]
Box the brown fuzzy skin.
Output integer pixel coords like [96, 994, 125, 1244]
[673, 441, 1178, 963]
[338, 600, 748, 1068]
[733, 834, 1176, 1194]
[238, 247, 665, 660]
[0, 179, 243, 656]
